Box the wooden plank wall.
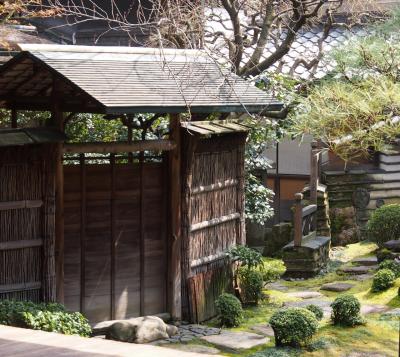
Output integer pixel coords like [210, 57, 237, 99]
[0, 145, 56, 302]
[64, 158, 167, 322]
[182, 133, 246, 322]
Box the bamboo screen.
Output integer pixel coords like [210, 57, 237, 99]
[0, 145, 56, 302]
[182, 133, 246, 322]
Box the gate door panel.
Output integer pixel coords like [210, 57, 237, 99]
[64, 158, 167, 322]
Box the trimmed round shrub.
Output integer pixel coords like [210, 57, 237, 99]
[306, 304, 324, 321]
[379, 259, 400, 278]
[215, 293, 243, 327]
[269, 307, 318, 347]
[367, 204, 400, 246]
[372, 268, 395, 292]
[238, 267, 264, 305]
[331, 295, 363, 327]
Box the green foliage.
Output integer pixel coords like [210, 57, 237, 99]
[260, 259, 286, 283]
[372, 269, 396, 292]
[228, 245, 263, 270]
[305, 304, 324, 321]
[238, 267, 264, 305]
[377, 248, 395, 262]
[330, 295, 364, 327]
[0, 300, 91, 337]
[269, 308, 318, 347]
[367, 204, 400, 245]
[291, 12, 400, 164]
[215, 293, 243, 327]
[379, 259, 400, 278]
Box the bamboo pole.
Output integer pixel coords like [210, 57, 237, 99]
[310, 141, 319, 205]
[63, 140, 176, 154]
[169, 113, 182, 321]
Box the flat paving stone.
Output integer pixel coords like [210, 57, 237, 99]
[352, 256, 378, 266]
[320, 282, 354, 292]
[250, 324, 275, 337]
[344, 352, 387, 357]
[166, 344, 221, 355]
[284, 298, 332, 317]
[340, 266, 376, 275]
[361, 304, 390, 315]
[382, 308, 400, 317]
[267, 282, 289, 291]
[286, 291, 323, 299]
[350, 273, 374, 281]
[201, 331, 269, 351]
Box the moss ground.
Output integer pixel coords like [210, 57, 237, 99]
[185, 242, 400, 357]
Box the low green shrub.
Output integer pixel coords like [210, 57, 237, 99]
[215, 293, 243, 327]
[260, 259, 286, 283]
[367, 204, 400, 246]
[379, 260, 400, 278]
[228, 245, 263, 269]
[330, 295, 364, 327]
[372, 268, 395, 292]
[0, 300, 91, 337]
[269, 307, 318, 347]
[306, 304, 324, 321]
[238, 267, 264, 305]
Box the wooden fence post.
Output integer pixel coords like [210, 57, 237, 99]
[169, 113, 182, 321]
[310, 141, 319, 205]
[294, 193, 303, 247]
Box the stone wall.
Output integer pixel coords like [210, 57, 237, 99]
[322, 148, 400, 245]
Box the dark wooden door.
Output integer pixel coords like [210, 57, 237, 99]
[64, 158, 167, 322]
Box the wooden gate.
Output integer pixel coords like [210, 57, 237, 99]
[63, 155, 168, 322]
[0, 145, 56, 303]
[183, 133, 246, 322]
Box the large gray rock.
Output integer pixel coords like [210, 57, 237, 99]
[250, 324, 275, 337]
[105, 316, 177, 344]
[384, 240, 400, 252]
[106, 321, 137, 343]
[201, 331, 269, 351]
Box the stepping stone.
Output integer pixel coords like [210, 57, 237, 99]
[351, 273, 374, 281]
[361, 304, 389, 315]
[344, 352, 387, 357]
[267, 282, 289, 291]
[320, 282, 354, 292]
[284, 298, 332, 317]
[382, 308, 400, 317]
[201, 331, 269, 351]
[250, 324, 275, 337]
[286, 291, 323, 299]
[339, 266, 376, 275]
[352, 256, 378, 266]
[166, 344, 221, 355]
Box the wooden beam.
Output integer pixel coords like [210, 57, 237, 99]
[0, 239, 43, 251]
[0, 281, 41, 293]
[52, 93, 65, 304]
[294, 193, 303, 247]
[169, 113, 182, 321]
[0, 200, 43, 211]
[63, 140, 176, 154]
[190, 213, 241, 233]
[11, 108, 17, 128]
[191, 179, 238, 195]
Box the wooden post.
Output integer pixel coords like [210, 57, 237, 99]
[79, 154, 86, 313]
[52, 92, 65, 303]
[310, 141, 319, 205]
[169, 113, 182, 321]
[294, 193, 303, 247]
[110, 154, 116, 319]
[11, 108, 17, 128]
